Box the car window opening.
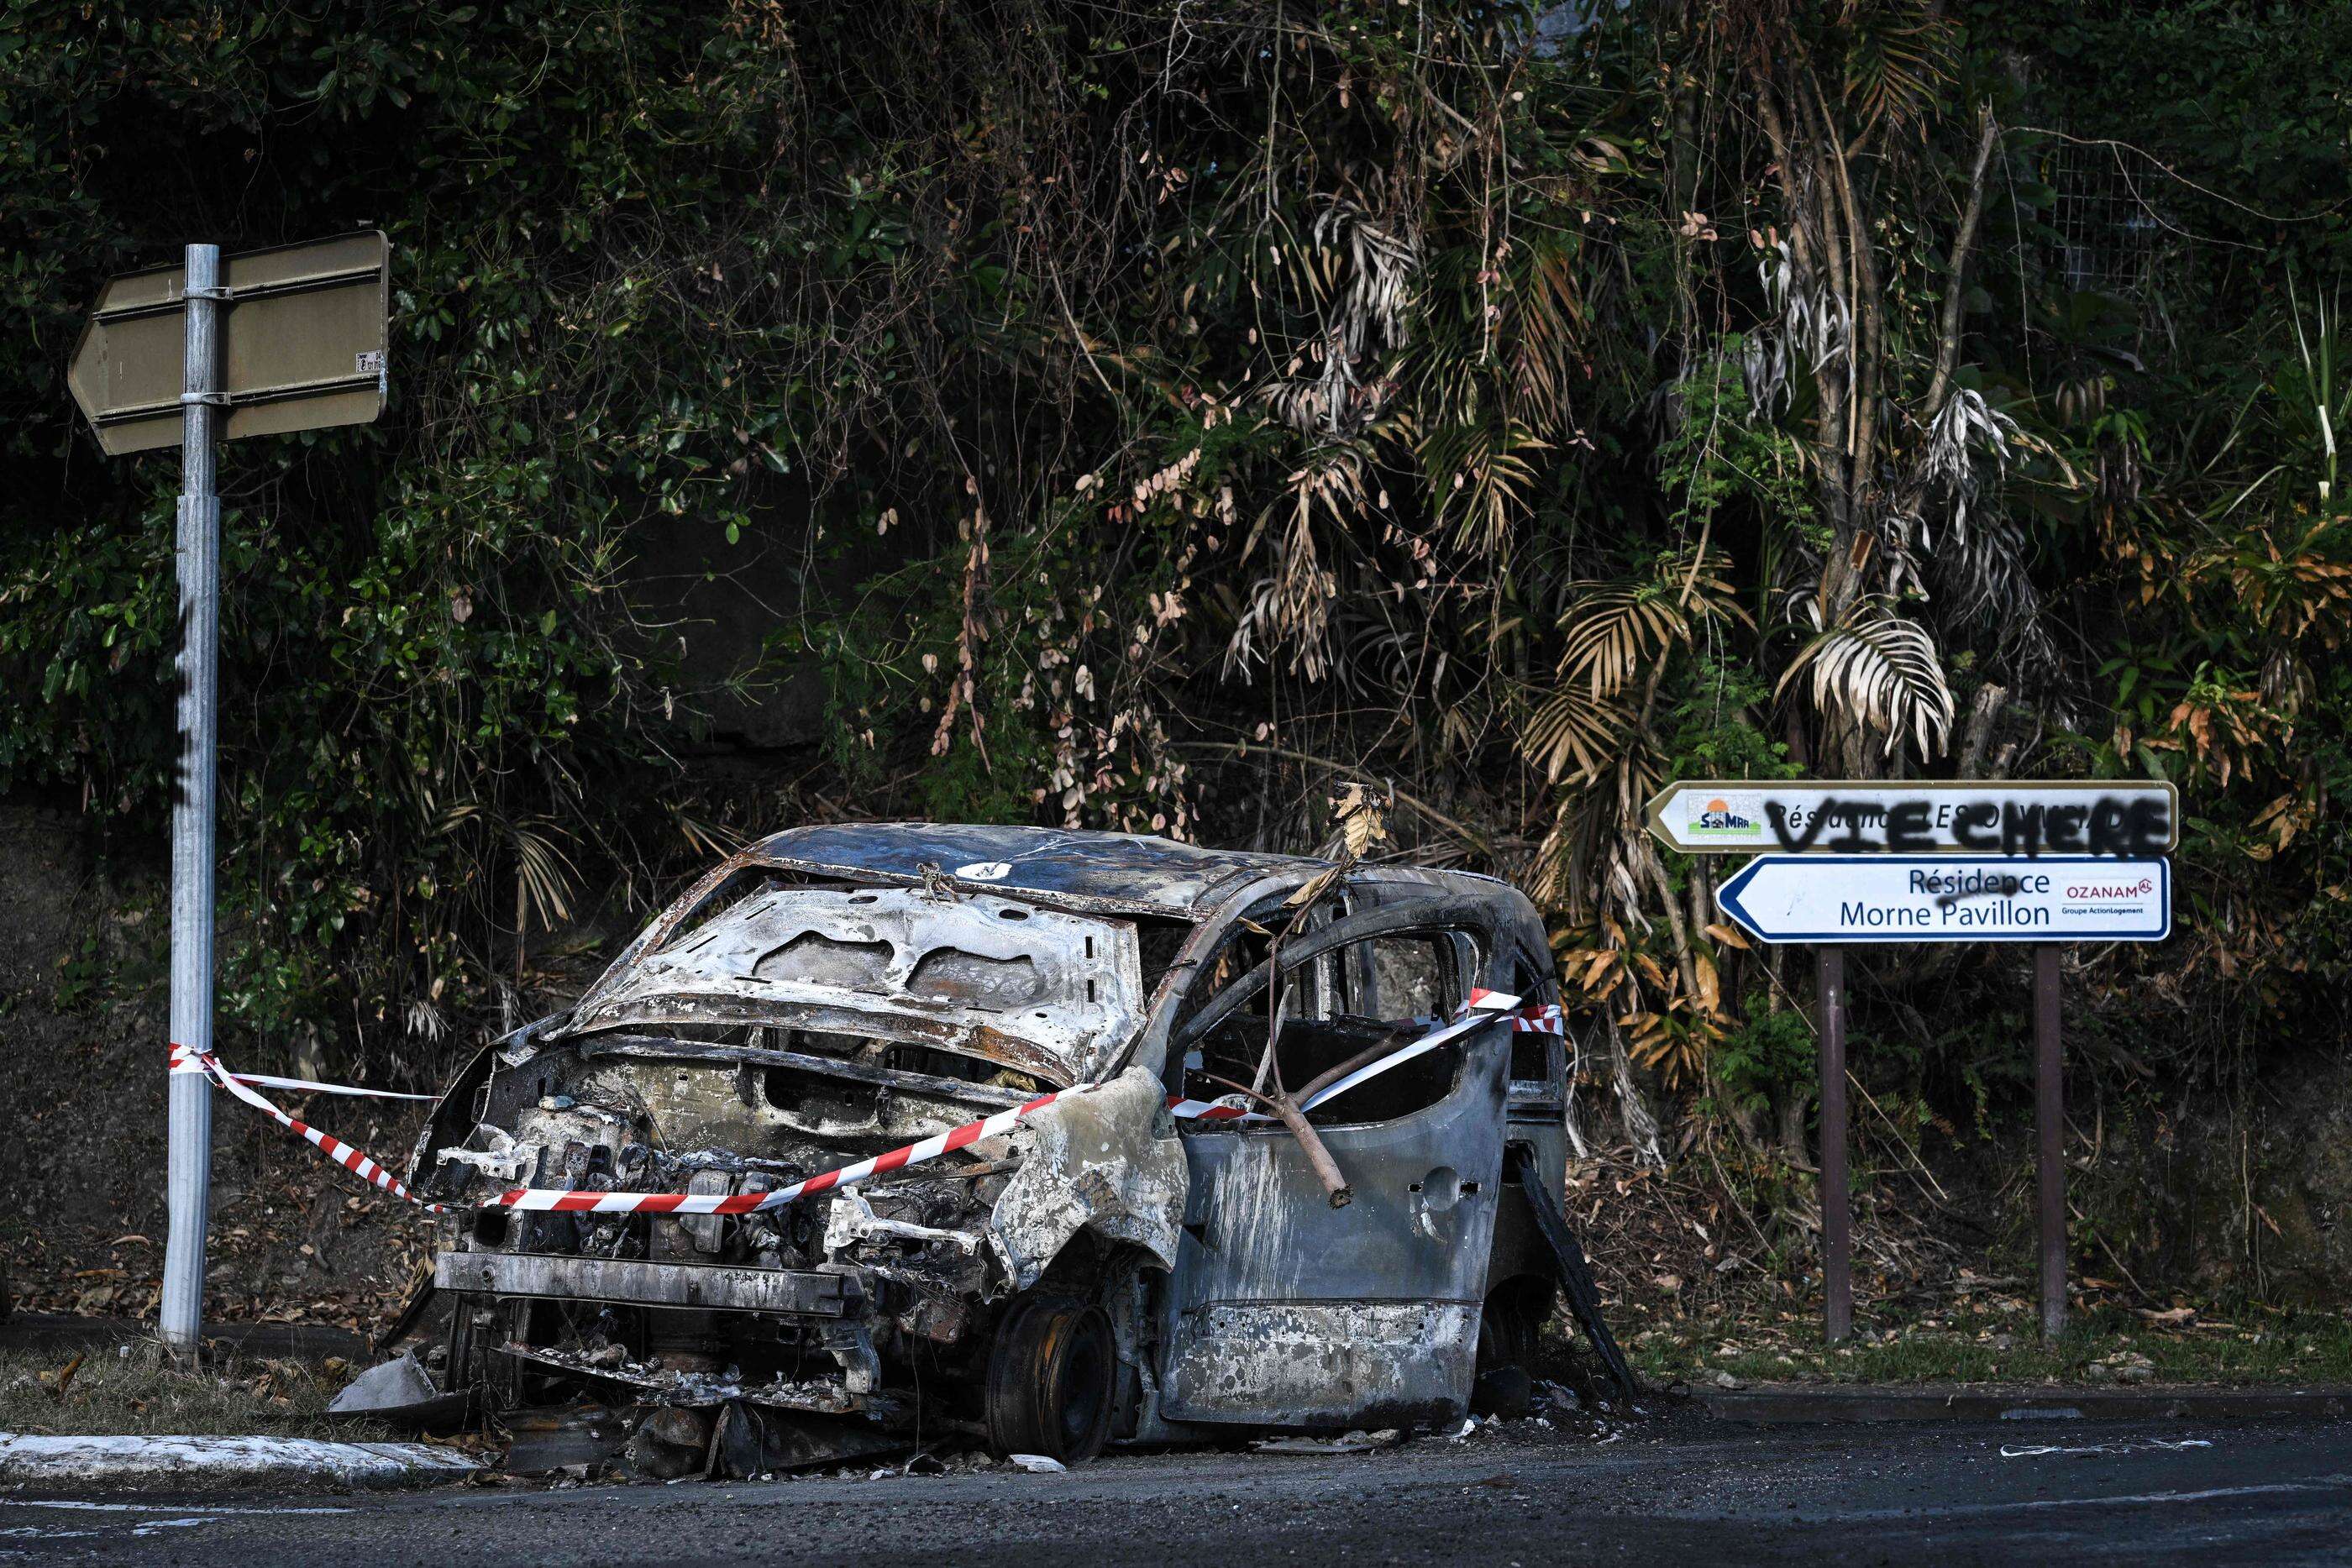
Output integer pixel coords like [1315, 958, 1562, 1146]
[1180, 930, 1472, 1126]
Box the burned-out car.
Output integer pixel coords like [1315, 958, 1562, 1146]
[409, 825, 1581, 1464]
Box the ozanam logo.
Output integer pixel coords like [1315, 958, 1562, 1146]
[2066, 878, 2155, 899]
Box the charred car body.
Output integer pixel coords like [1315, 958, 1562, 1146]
[411, 825, 1575, 1462]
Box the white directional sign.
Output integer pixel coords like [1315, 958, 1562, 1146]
[1648, 779, 2177, 857]
[1714, 856, 2171, 945]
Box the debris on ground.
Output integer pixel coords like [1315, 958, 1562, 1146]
[2086, 1350, 2158, 1384]
[2000, 1436, 2215, 1458]
[324, 1350, 460, 1427]
[1252, 1429, 1401, 1455]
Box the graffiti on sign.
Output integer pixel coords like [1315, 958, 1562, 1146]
[1646, 781, 2178, 857]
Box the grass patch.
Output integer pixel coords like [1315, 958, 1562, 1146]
[0, 1338, 385, 1440]
[1625, 1303, 2352, 1387]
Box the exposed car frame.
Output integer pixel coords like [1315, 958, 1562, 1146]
[408, 825, 1574, 1465]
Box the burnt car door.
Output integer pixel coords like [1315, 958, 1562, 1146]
[1153, 895, 1513, 1429]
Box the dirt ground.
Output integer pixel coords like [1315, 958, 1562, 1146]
[0, 948, 434, 1335]
[0, 801, 431, 1336]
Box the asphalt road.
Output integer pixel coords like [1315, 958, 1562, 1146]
[2, 1412, 2346, 1565]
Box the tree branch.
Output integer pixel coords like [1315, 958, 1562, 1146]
[1924, 105, 2001, 418]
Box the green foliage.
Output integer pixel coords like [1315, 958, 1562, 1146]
[1656, 654, 1799, 785]
[0, 0, 2345, 1135]
[50, 927, 109, 1017]
[1712, 998, 1815, 1114]
[1653, 338, 1817, 546]
[0, 1, 1618, 1070]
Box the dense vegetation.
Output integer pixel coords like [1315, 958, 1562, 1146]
[2, 3, 2345, 1230]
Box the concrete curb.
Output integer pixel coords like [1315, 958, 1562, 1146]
[1693, 1384, 2352, 1424]
[0, 1433, 481, 1492]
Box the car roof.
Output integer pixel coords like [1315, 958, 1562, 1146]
[746, 823, 1331, 918]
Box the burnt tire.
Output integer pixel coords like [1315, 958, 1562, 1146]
[1475, 1282, 1546, 1377]
[984, 1293, 1117, 1464]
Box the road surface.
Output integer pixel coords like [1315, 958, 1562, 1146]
[1, 1411, 2345, 1565]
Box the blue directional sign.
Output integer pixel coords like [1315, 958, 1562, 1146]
[1714, 855, 2171, 945]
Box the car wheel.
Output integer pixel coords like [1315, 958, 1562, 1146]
[1475, 1282, 1543, 1376]
[984, 1293, 1117, 1463]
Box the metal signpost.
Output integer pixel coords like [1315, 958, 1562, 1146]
[1649, 779, 2176, 1345]
[69, 232, 391, 1352]
[68, 232, 391, 455]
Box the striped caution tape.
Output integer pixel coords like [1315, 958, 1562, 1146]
[484, 991, 1542, 1215]
[487, 1086, 1087, 1214]
[171, 1044, 448, 1214]
[165, 1044, 437, 1099]
[1163, 999, 1562, 1122]
[185, 991, 1564, 1220]
[1289, 994, 1543, 1111]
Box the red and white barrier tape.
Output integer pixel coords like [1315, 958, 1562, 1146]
[489, 1086, 1081, 1215]
[1160, 1001, 1562, 1122]
[181, 991, 1566, 1221]
[485, 991, 1547, 1215]
[165, 1044, 437, 1099]
[171, 1044, 448, 1214]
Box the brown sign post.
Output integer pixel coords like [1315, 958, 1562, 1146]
[1815, 946, 1851, 1345]
[1652, 779, 2176, 1346]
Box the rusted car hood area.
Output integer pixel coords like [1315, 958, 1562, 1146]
[554, 885, 1147, 1085]
[747, 822, 1325, 917]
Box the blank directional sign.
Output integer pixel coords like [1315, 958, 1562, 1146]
[1714, 856, 2172, 945]
[1647, 779, 2177, 857]
[68, 231, 390, 455]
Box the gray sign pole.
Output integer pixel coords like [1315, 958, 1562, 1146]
[160, 244, 223, 1352]
[1816, 946, 1851, 1345]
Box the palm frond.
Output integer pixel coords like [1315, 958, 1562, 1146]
[511, 816, 582, 932]
[1522, 684, 1633, 784]
[1418, 414, 1548, 556]
[1777, 597, 1955, 759]
[1842, 2, 1958, 136]
[1507, 235, 1588, 439]
[1224, 443, 1373, 679]
[1556, 547, 1753, 700]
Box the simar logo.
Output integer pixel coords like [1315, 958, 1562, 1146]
[1684, 791, 1764, 841]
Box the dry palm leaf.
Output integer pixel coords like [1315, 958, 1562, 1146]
[1555, 546, 1751, 701]
[1778, 596, 1956, 760]
[1522, 683, 1631, 784]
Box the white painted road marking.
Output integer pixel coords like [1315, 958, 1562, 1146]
[0, 1499, 353, 1516]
